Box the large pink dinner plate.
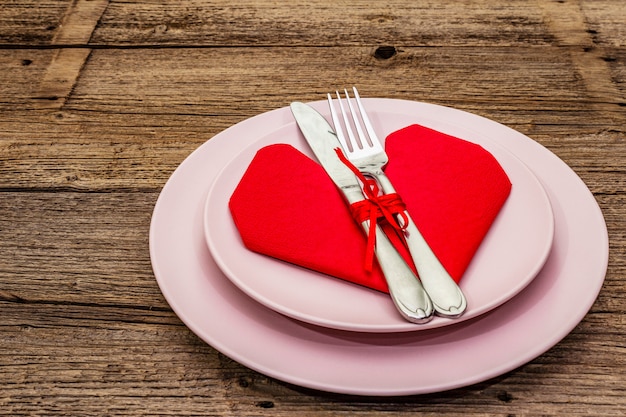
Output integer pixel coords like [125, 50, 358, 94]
[204, 104, 554, 332]
[149, 99, 608, 395]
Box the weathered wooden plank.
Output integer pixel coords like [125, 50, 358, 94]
[0, 303, 234, 416]
[0, 192, 166, 307]
[0, 111, 208, 191]
[30, 0, 109, 109]
[0, 0, 622, 50]
[0, 0, 69, 45]
[538, 1, 624, 117]
[607, 49, 626, 100]
[582, 0, 626, 48]
[0, 49, 57, 106]
[32, 47, 91, 109]
[58, 46, 626, 121]
[90, 0, 553, 47]
[51, 0, 109, 45]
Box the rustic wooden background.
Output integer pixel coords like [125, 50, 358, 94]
[0, 0, 624, 415]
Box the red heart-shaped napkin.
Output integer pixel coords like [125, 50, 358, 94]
[228, 124, 512, 293]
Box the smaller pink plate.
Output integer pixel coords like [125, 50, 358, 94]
[204, 106, 555, 332]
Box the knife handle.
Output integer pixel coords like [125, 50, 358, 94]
[361, 220, 434, 324]
[375, 172, 467, 318]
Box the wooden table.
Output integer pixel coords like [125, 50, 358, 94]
[1, 1, 624, 415]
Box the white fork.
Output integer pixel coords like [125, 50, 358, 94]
[328, 87, 467, 318]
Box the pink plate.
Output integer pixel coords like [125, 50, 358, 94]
[204, 104, 554, 332]
[149, 99, 608, 395]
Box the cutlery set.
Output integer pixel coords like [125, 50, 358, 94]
[291, 88, 467, 323]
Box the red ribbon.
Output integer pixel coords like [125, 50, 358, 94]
[334, 148, 409, 272]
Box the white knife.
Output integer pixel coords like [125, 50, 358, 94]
[290, 102, 434, 324]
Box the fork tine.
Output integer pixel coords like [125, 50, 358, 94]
[327, 93, 352, 152]
[343, 88, 370, 149]
[351, 87, 381, 151]
[328, 87, 381, 155]
[336, 90, 362, 150]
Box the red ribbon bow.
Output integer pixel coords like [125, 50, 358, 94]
[334, 148, 409, 272]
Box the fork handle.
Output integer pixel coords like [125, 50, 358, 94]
[360, 220, 434, 324]
[402, 218, 467, 317]
[375, 173, 468, 318]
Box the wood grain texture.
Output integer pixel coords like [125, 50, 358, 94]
[0, 0, 68, 45]
[31, 0, 107, 109]
[90, 0, 553, 47]
[0, 0, 624, 48]
[51, 0, 108, 45]
[0, 0, 624, 415]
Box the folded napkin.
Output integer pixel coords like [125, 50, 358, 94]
[228, 124, 512, 293]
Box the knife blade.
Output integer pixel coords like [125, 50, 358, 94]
[290, 101, 434, 324]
